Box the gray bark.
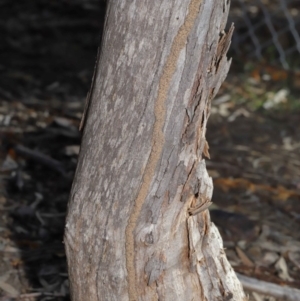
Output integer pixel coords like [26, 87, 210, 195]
[65, 0, 246, 300]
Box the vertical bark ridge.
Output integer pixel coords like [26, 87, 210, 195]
[125, 0, 203, 299]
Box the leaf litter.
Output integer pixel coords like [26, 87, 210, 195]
[208, 66, 300, 300]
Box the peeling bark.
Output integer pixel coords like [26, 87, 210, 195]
[64, 0, 246, 300]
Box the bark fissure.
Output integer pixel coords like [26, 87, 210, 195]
[125, 1, 202, 299]
[154, 146, 175, 198]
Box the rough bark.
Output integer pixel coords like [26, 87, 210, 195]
[65, 0, 246, 300]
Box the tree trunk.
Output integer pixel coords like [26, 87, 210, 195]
[64, 0, 246, 300]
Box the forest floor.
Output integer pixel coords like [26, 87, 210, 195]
[0, 1, 300, 301]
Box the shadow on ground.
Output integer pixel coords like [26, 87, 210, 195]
[0, 1, 105, 300]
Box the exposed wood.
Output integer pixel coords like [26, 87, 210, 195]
[237, 273, 300, 301]
[65, 0, 246, 300]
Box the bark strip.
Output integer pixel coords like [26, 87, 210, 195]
[125, 1, 202, 299]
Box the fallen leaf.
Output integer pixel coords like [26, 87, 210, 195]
[0, 281, 19, 297]
[235, 246, 254, 267]
[275, 256, 293, 282]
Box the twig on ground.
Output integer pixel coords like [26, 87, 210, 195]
[19, 291, 66, 299]
[237, 273, 300, 301]
[14, 145, 66, 175]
